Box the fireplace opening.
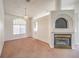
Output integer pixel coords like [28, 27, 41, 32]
[54, 34, 72, 49]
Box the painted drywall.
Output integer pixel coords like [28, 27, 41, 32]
[26, 18, 32, 37]
[74, 2, 79, 45]
[32, 15, 51, 44]
[0, 0, 5, 55]
[4, 14, 13, 41]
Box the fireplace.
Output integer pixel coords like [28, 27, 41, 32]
[54, 34, 72, 49]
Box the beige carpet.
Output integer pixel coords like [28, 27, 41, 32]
[1, 37, 79, 58]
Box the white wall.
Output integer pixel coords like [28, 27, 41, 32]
[32, 15, 51, 44]
[74, 2, 79, 45]
[5, 14, 13, 41]
[61, 0, 74, 10]
[26, 18, 32, 37]
[0, 0, 5, 55]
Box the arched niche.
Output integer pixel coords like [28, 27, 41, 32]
[52, 14, 73, 29]
[55, 18, 67, 28]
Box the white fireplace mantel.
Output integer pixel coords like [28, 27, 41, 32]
[49, 10, 75, 49]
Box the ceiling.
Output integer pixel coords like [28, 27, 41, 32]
[4, 0, 75, 18]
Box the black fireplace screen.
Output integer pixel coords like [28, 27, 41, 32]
[54, 34, 71, 49]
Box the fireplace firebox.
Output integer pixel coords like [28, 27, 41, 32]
[54, 34, 72, 49]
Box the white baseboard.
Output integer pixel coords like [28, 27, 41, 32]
[6, 37, 27, 42]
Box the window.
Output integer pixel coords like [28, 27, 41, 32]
[13, 18, 26, 35]
[55, 18, 67, 28]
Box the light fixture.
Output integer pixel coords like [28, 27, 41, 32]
[24, 8, 29, 19]
[24, 0, 30, 19]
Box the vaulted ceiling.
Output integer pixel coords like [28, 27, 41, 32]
[4, 0, 75, 18]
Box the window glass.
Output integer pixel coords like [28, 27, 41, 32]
[20, 25, 26, 34]
[13, 25, 20, 34]
[13, 18, 26, 35]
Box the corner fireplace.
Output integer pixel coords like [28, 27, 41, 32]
[54, 34, 72, 49]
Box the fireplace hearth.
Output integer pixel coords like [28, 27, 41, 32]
[54, 34, 72, 49]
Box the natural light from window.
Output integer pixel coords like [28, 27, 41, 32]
[13, 18, 26, 35]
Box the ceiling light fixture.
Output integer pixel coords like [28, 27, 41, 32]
[24, 0, 30, 19]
